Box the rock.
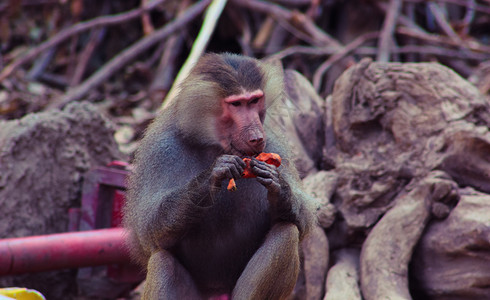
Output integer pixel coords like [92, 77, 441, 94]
[411, 188, 490, 299]
[293, 171, 334, 300]
[302, 171, 338, 229]
[360, 171, 458, 300]
[330, 58, 490, 159]
[324, 248, 361, 300]
[268, 69, 325, 178]
[327, 58, 490, 245]
[0, 102, 122, 300]
[435, 125, 490, 194]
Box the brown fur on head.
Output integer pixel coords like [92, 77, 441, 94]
[171, 53, 284, 155]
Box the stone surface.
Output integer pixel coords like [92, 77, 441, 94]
[326, 59, 490, 244]
[324, 59, 490, 299]
[360, 171, 458, 300]
[268, 69, 326, 178]
[411, 188, 490, 300]
[324, 248, 361, 300]
[302, 171, 337, 229]
[0, 102, 122, 299]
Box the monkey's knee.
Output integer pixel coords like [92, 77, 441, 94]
[144, 251, 201, 300]
[266, 223, 301, 298]
[269, 223, 301, 281]
[269, 222, 300, 247]
[233, 223, 300, 300]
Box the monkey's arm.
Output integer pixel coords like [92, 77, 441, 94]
[140, 170, 214, 250]
[128, 147, 245, 251]
[285, 178, 316, 240]
[251, 158, 315, 240]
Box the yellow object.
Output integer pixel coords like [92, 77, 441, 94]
[0, 288, 45, 300]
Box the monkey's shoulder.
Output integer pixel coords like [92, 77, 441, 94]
[140, 125, 193, 160]
[133, 131, 198, 184]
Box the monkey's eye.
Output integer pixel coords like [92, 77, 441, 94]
[250, 97, 260, 104]
[231, 102, 241, 107]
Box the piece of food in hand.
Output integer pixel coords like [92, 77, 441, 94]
[227, 152, 282, 191]
[255, 152, 282, 167]
[227, 178, 237, 192]
[241, 158, 254, 178]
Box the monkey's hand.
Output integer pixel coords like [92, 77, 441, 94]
[211, 155, 246, 189]
[250, 159, 282, 194]
[251, 159, 297, 224]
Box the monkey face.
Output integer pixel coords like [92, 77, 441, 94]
[218, 90, 266, 157]
[173, 53, 283, 155]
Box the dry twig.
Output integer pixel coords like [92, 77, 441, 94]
[397, 27, 490, 53]
[141, 0, 155, 35]
[232, 0, 342, 49]
[0, 0, 167, 82]
[376, 1, 427, 35]
[313, 32, 379, 91]
[163, 0, 228, 109]
[461, 0, 476, 35]
[357, 45, 490, 61]
[377, 0, 402, 62]
[403, 0, 490, 15]
[150, 0, 191, 95]
[50, 0, 212, 109]
[71, 28, 106, 86]
[428, 2, 464, 44]
[265, 45, 338, 62]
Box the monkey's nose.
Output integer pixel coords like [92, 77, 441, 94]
[248, 136, 265, 154]
[249, 137, 264, 146]
[247, 128, 265, 152]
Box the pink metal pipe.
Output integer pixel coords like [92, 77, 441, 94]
[0, 228, 131, 275]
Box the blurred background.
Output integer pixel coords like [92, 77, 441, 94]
[1, 0, 490, 155]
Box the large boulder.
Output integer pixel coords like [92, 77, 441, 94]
[0, 102, 122, 299]
[325, 59, 490, 299]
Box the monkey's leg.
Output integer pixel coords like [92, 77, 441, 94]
[232, 223, 300, 300]
[144, 250, 202, 300]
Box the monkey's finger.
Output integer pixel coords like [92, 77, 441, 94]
[250, 158, 264, 167]
[250, 159, 277, 172]
[231, 160, 245, 175]
[256, 177, 281, 193]
[256, 177, 273, 186]
[251, 161, 278, 175]
[233, 156, 247, 169]
[214, 166, 234, 181]
[252, 166, 278, 180]
[218, 155, 245, 170]
[220, 162, 241, 179]
[227, 163, 243, 179]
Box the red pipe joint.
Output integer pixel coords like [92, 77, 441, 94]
[0, 228, 131, 275]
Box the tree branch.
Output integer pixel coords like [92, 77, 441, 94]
[377, 0, 402, 62]
[313, 32, 379, 91]
[163, 0, 228, 109]
[0, 0, 167, 82]
[49, 0, 211, 109]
